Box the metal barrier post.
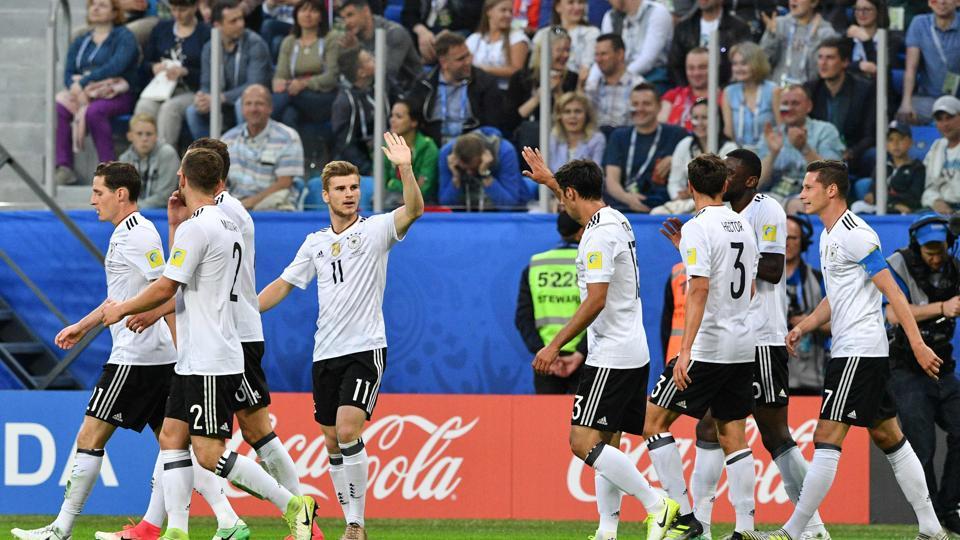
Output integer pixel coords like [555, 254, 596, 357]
[210, 28, 223, 139]
[45, 0, 71, 196]
[538, 35, 551, 211]
[707, 29, 719, 153]
[373, 28, 386, 213]
[875, 29, 889, 215]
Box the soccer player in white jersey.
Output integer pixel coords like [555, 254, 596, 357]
[742, 161, 949, 540]
[682, 149, 829, 540]
[99, 149, 317, 540]
[522, 147, 679, 540]
[646, 154, 760, 540]
[8, 163, 176, 540]
[258, 133, 424, 540]
[99, 138, 316, 540]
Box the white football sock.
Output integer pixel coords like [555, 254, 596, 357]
[586, 442, 662, 512]
[329, 453, 350, 522]
[784, 446, 840, 539]
[725, 449, 756, 532]
[646, 433, 693, 515]
[773, 443, 826, 533]
[254, 432, 302, 496]
[885, 439, 942, 536]
[142, 453, 166, 528]
[216, 450, 293, 511]
[596, 470, 623, 534]
[161, 449, 194, 532]
[691, 440, 724, 537]
[341, 439, 368, 527]
[192, 456, 240, 529]
[52, 449, 103, 534]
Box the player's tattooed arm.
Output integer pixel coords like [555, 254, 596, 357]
[873, 269, 943, 379]
[54, 300, 108, 349]
[383, 131, 424, 237]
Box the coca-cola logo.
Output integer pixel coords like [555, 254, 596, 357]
[223, 413, 478, 501]
[566, 418, 819, 505]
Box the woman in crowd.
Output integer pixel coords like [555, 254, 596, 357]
[134, 0, 209, 148]
[506, 27, 577, 142]
[547, 92, 606, 172]
[760, 0, 838, 85]
[660, 98, 739, 213]
[846, 0, 904, 79]
[466, 0, 530, 90]
[531, 0, 599, 82]
[383, 99, 439, 207]
[272, 0, 341, 131]
[722, 41, 781, 150]
[56, 0, 139, 185]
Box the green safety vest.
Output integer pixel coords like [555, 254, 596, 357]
[528, 247, 584, 353]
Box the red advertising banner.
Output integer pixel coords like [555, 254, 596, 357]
[194, 394, 870, 524]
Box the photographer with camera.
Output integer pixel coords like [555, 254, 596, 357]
[886, 212, 960, 536]
[438, 128, 530, 211]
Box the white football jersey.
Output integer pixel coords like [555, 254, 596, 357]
[819, 210, 888, 358]
[577, 207, 650, 369]
[105, 212, 176, 366]
[741, 194, 788, 346]
[215, 191, 263, 342]
[679, 205, 758, 364]
[281, 211, 403, 362]
[163, 205, 245, 376]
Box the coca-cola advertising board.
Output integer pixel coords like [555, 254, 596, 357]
[0, 391, 869, 523]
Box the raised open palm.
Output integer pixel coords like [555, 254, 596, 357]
[382, 132, 412, 167]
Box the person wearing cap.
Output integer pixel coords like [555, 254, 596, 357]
[885, 212, 960, 536]
[899, 0, 960, 124]
[852, 120, 926, 214]
[922, 95, 960, 213]
[514, 212, 588, 394]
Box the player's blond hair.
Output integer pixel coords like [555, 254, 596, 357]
[322, 160, 360, 192]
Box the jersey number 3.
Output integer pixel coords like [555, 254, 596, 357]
[730, 242, 745, 299]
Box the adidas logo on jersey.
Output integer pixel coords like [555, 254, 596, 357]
[779, 389, 787, 398]
[847, 410, 858, 420]
[676, 400, 687, 408]
[596, 417, 608, 426]
[220, 422, 229, 431]
[112, 413, 123, 422]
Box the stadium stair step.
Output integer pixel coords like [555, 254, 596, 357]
[0, 297, 81, 390]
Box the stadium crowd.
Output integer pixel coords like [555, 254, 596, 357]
[55, 0, 960, 213]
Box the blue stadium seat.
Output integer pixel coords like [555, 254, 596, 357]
[112, 113, 132, 136]
[891, 69, 904, 93]
[385, 4, 403, 23]
[909, 124, 941, 161]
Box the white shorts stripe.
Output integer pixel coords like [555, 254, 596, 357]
[98, 364, 130, 419]
[367, 349, 385, 414]
[832, 357, 859, 421]
[582, 367, 609, 426]
[242, 375, 258, 406]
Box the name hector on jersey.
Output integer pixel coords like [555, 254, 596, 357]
[721, 220, 745, 232]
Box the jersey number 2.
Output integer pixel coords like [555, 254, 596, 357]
[229, 242, 242, 302]
[730, 242, 745, 299]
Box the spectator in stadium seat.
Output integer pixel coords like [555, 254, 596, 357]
[922, 95, 960, 213]
[784, 214, 828, 394]
[134, 0, 210, 149]
[506, 27, 578, 145]
[55, 0, 139, 185]
[654, 98, 739, 214]
[466, 0, 531, 91]
[584, 33, 643, 132]
[271, 0, 340, 132]
[438, 128, 530, 210]
[594, 0, 673, 87]
[852, 120, 925, 214]
[660, 47, 723, 132]
[260, 0, 296, 60]
[407, 31, 505, 146]
[668, 0, 752, 88]
[221, 84, 304, 210]
[331, 48, 387, 176]
[337, 0, 422, 94]
[403, 0, 484, 64]
[760, 0, 838, 87]
[721, 41, 781, 151]
[602, 82, 687, 212]
[118, 113, 181, 208]
[514, 212, 588, 394]
[383, 99, 439, 207]
[531, 0, 601, 82]
[899, 0, 960, 124]
[186, 0, 272, 139]
[806, 37, 876, 177]
[846, 0, 905, 81]
[547, 92, 606, 173]
[757, 84, 845, 200]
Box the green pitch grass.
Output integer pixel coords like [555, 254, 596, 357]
[0, 516, 933, 539]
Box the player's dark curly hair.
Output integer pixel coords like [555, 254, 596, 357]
[95, 161, 141, 202]
[688, 153, 728, 197]
[554, 159, 603, 200]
